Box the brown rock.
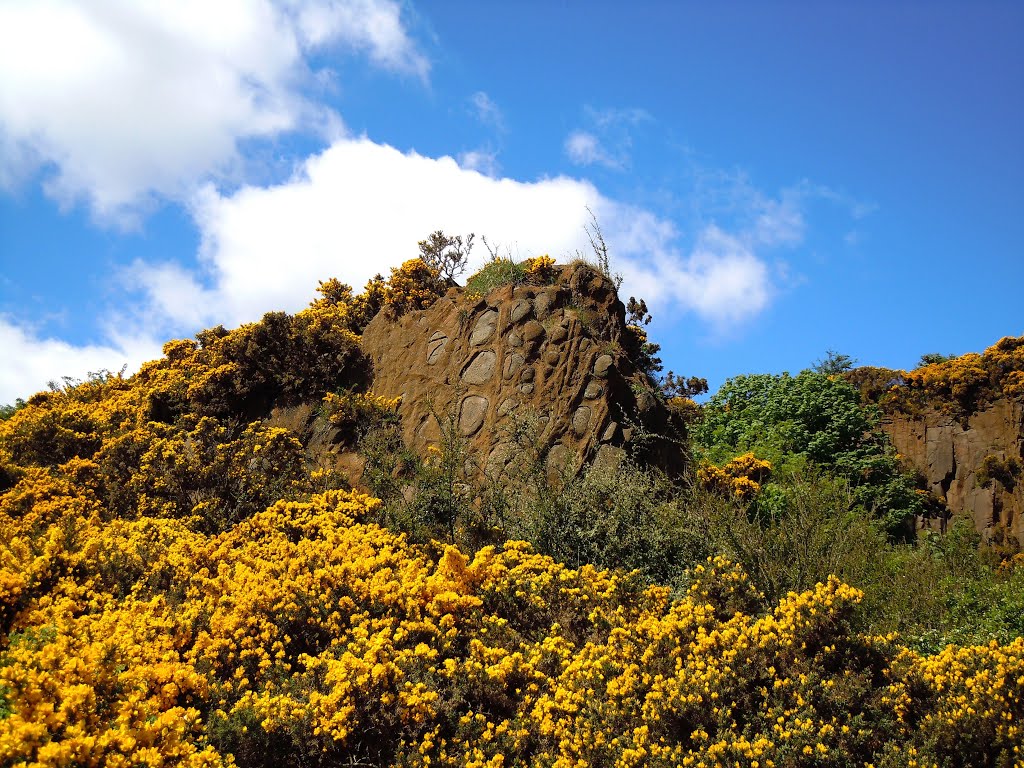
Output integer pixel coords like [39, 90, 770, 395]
[548, 324, 569, 344]
[509, 299, 532, 324]
[881, 398, 1024, 543]
[572, 406, 592, 436]
[359, 262, 686, 483]
[426, 332, 448, 364]
[503, 353, 526, 379]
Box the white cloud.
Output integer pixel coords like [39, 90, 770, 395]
[564, 106, 651, 171]
[617, 225, 772, 331]
[565, 131, 621, 170]
[458, 149, 501, 177]
[0, 0, 426, 222]
[0, 316, 161, 404]
[294, 0, 428, 77]
[588, 106, 652, 128]
[117, 137, 777, 337]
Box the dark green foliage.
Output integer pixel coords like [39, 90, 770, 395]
[918, 352, 954, 366]
[660, 371, 709, 399]
[184, 310, 367, 420]
[0, 399, 26, 421]
[813, 348, 857, 374]
[695, 370, 926, 537]
[697, 463, 887, 604]
[976, 454, 1022, 492]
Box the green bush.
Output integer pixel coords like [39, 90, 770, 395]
[464, 258, 527, 295]
[695, 370, 926, 538]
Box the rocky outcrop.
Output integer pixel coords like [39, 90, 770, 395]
[882, 398, 1024, 543]
[360, 263, 684, 482]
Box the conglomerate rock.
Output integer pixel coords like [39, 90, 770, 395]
[360, 263, 685, 482]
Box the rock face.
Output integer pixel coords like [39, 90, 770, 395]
[882, 398, 1024, 543]
[361, 263, 684, 482]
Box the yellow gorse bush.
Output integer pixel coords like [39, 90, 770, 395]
[523, 254, 556, 284]
[698, 452, 773, 500]
[2, 477, 1023, 766]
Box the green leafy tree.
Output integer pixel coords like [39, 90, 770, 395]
[917, 352, 954, 366]
[696, 370, 927, 537]
[813, 348, 857, 375]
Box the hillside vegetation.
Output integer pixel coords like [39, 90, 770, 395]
[2, 251, 1023, 767]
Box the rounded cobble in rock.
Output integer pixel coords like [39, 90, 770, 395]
[584, 381, 603, 400]
[601, 421, 620, 443]
[522, 320, 545, 342]
[507, 330, 523, 347]
[426, 332, 448, 364]
[546, 443, 570, 484]
[572, 406, 592, 436]
[486, 442, 514, 474]
[503, 353, 526, 379]
[458, 395, 489, 436]
[497, 398, 519, 417]
[544, 348, 562, 365]
[548, 324, 568, 344]
[519, 367, 535, 382]
[534, 289, 564, 319]
[593, 354, 614, 378]
[461, 351, 497, 385]
[519, 383, 535, 395]
[470, 309, 499, 345]
[509, 299, 532, 324]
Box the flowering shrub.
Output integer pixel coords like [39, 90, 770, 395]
[2, 481, 1022, 766]
[698, 452, 773, 500]
[383, 258, 446, 316]
[851, 335, 1024, 419]
[523, 254, 555, 284]
[321, 390, 401, 445]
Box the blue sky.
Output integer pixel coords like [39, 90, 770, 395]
[1, 0, 1022, 403]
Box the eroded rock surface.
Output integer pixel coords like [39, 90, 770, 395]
[361, 263, 685, 481]
[883, 398, 1024, 542]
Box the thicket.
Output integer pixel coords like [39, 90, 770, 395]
[2, 245, 1023, 766]
[845, 334, 1024, 419]
[695, 369, 930, 538]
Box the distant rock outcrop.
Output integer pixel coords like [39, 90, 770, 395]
[882, 399, 1024, 544]
[360, 263, 685, 482]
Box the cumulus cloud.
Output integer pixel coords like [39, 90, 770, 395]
[0, 0, 426, 221]
[0, 316, 161, 403]
[617, 225, 772, 331]
[116, 137, 778, 337]
[457, 149, 501, 177]
[564, 107, 652, 170]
